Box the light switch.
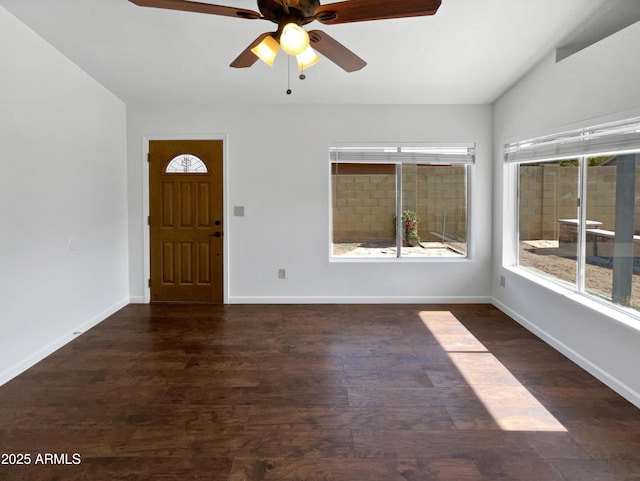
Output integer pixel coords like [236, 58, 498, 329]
[234, 206, 245, 217]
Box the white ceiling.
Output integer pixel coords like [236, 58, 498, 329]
[0, 0, 624, 107]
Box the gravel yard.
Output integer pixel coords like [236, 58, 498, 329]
[519, 243, 640, 311]
[333, 242, 465, 257]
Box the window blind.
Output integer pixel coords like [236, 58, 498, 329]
[329, 143, 475, 164]
[504, 117, 640, 163]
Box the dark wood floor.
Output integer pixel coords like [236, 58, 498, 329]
[0, 304, 639, 481]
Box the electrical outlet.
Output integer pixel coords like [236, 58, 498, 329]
[278, 268, 286, 280]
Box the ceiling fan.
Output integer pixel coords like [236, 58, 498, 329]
[129, 0, 442, 73]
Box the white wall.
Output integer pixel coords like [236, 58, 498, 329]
[0, 6, 129, 384]
[127, 104, 493, 303]
[493, 21, 640, 407]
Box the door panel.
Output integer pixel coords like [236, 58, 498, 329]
[149, 140, 223, 303]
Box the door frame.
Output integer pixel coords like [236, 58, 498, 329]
[142, 133, 229, 304]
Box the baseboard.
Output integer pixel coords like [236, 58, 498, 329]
[0, 298, 129, 387]
[129, 295, 146, 304]
[228, 296, 493, 304]
[492, 298, 640, 409]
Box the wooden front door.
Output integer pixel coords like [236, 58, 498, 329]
[149, 140, 223, 303]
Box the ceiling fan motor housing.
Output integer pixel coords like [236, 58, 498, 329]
[258, 0, 320, 24]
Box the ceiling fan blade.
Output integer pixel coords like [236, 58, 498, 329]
[230, 32, 272, 68]
[315, 0, 441, 24]
[308, 30, 366, 72]
[129, 0, 261, 20]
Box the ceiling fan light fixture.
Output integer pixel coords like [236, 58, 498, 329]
[250, 35, 280, 67]
[296, 46, 320, 70]
[280, 22, 310, 56]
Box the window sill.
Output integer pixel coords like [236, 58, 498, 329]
[506, 265, 640, 331]
[330, 256, 471, 263]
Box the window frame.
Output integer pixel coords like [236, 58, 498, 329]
[165, 153, 209, 174]
[506, 117, 640, 319]
[329, 142, 475, 262]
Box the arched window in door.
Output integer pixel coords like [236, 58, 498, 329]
[165, 154, 208, 173]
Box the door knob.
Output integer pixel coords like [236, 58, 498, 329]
[210, 232, 222, 237]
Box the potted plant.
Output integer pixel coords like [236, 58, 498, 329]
[394, 210, 421, 246]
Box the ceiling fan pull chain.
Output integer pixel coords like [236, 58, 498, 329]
[286, 55, 292, 95]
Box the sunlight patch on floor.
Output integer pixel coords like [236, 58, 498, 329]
[420, 311, 567, 432]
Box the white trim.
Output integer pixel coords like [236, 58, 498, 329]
[142, 133, 230, 304]
[395, 163, 403, 256]
[492, 298, 640, 409]
[228, 296, 493, 304]
[0, 299, 129, 387]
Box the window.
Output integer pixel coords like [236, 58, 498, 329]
[517, 159, 580, 288]
[165, 154, 208, 173]
[330, 143, 474, 259]
[507, 117, 640, 315]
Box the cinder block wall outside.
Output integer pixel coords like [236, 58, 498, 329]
[332, 166, 467, 243]
[519, 164, 640, 241]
